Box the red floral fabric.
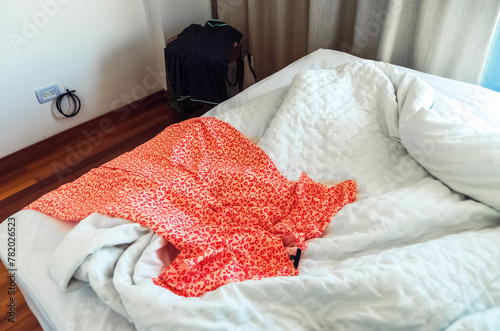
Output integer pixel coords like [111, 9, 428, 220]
[26, 117, 356, 297]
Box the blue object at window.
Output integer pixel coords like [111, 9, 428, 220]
[481, 21, 500, 92]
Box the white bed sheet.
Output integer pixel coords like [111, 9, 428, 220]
[1, 49, 499, 330]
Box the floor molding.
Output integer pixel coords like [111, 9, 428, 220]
[0, 90, 167, 183]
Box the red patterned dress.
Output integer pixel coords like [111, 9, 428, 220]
[27, 117, 356, 297]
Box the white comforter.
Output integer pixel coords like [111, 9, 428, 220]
[48, 60, 500, 330]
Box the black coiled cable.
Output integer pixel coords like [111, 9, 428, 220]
[56, 88, 81, 118]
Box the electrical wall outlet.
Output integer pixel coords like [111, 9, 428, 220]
[35, 84, 61, 104]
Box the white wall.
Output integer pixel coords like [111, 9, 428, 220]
[0, 0, 161, 158]
[159, 0, 211, 40]
[0, 0, 211, 159]
[144, 0, 168, 91]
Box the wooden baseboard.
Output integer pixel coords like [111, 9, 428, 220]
[0, 90, 167, 183]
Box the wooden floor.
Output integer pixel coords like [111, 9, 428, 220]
[0, 94, 207, 330]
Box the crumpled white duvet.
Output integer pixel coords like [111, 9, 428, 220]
[49, 60, 500, 330]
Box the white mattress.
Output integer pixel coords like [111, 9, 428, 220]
[1, 49, 499, 330]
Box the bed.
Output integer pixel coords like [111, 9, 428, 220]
[1, 49, 500, 330]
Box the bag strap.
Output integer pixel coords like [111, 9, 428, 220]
[246, 53, 257, 80]
[226, 71, 238, 87]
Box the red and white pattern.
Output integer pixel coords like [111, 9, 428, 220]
[26, 117, 356, 297]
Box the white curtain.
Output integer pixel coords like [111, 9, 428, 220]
[217, 0, 500, 84]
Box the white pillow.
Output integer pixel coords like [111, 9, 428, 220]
[399, 95, 500, 211]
